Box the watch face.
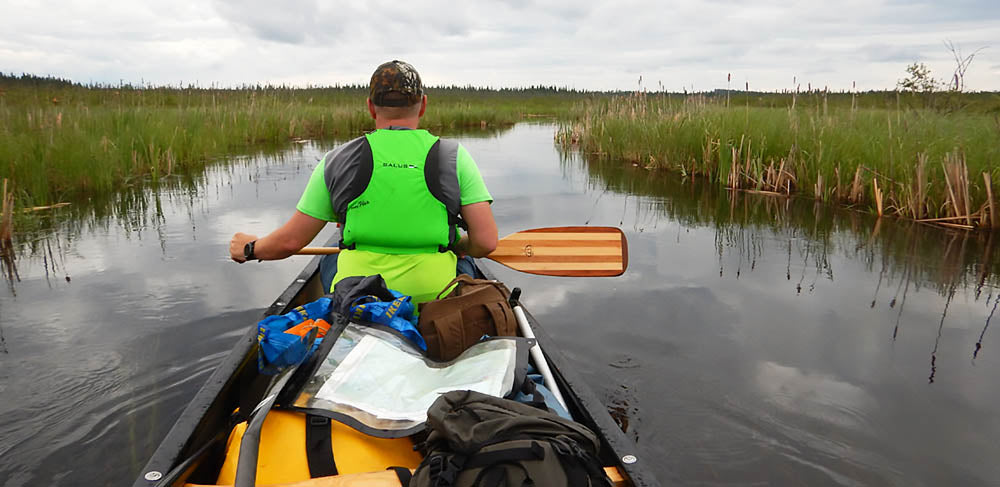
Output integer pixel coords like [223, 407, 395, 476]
[244, 241, 254, 259]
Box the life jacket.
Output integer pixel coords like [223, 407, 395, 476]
[323, 128, 463, 254]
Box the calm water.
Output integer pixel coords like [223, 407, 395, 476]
[1, 124, 999, 486]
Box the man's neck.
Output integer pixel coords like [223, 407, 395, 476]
[374, 118, 420, 130]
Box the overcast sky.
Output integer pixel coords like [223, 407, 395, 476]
[2, 0, 998, 92]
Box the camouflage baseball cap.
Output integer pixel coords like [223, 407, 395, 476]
[369, 60, 423, 107]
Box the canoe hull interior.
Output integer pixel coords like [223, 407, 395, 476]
[132, 252, 658, 486]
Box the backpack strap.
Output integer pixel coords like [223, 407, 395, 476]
[550, 437, 613, 487]
[434, 274, 477, 300]
[434, 312, 470, 363]
[465, 442, 544, 487]
[483, 300, 515, 337]
[387, 466, 412, 484]
[426, 452, 468, 487]
[463, 441, 545, 469]
[305, 414, 338, 478]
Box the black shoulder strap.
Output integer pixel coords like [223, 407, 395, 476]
[305, 413, 339, 478]
[388, 466, 413, 484]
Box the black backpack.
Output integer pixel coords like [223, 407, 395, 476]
[411, 390, 613, 487]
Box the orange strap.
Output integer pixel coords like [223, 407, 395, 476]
[284, 319, 331, 338]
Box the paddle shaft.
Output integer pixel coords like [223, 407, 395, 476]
[297, 226, 627, 278]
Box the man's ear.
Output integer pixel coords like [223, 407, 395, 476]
[367, 98, 377, 120]
[418, 95, 427, 118]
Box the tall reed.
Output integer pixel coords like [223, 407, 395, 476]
[558, 92, 1000, 230]
[1, 179, 12, 245]
[1, 178, 14, 278]
[1, 76, 587, 209]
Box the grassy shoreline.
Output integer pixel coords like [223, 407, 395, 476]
[1, 76, 584, 207]
[3, 73, 1000, 238]
[557, 92, 1000, 230]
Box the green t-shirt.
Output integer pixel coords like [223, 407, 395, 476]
[297, 129, 492, 304]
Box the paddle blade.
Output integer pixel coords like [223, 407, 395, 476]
[488, 226, 628, 277]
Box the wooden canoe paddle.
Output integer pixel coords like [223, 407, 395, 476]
[298, 226, 628, 277]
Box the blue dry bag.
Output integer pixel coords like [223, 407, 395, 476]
[257, 297, 332, 374]
[350, 291, 427, 350]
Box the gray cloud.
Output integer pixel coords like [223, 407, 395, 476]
[1, 0, 998, 91]
[209, 0, 321, 44]
[880, 0, 1000, 23]
[860, 44, 928, 63]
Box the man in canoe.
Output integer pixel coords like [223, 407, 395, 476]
[229, 60, 498, 304]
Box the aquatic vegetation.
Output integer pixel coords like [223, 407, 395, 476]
[3, 72, 998, 233]
[558, 91, 1000, 230]
[0, 74, 585, 211]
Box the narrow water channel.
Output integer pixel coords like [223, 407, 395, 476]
[1, 123, 998, 486]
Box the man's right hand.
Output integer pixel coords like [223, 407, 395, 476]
[230, 232, 258, 263]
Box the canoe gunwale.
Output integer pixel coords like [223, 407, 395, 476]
[480, 266, 658, 487]
[132, 251, 326, 487]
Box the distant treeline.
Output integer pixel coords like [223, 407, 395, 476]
[4, 72, 998, 111]
[0, 72, 590, 100]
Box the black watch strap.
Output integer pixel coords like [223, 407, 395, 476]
[244, 240, 257, 261]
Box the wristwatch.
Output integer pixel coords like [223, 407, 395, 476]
[243, 240, 258, 261]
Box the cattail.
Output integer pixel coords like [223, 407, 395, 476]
[1, 179, 12, 247]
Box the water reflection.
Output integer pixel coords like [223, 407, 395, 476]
[3, 122, 999, 486]
[1, 124, 514, 291]
[567, 155, 1000, 361]
[976, 295, 999, 359]
[0, 123, 516, 486]
[522, 146, 1000, 484]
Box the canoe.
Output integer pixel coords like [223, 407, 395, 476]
[132, 247, 659, 487]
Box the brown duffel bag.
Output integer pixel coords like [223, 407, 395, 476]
[417, 274, 518, 361]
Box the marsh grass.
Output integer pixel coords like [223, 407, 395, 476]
[558, 91, 1000, 230]
[5, 73, 1000, 234]
[571, 154, 1000, 302]
[0, 75, 585, 212]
